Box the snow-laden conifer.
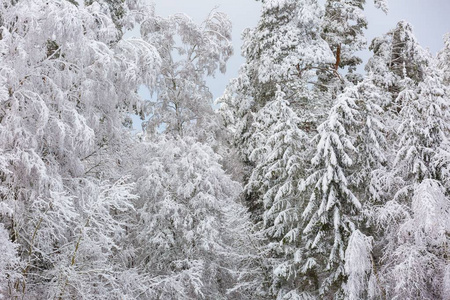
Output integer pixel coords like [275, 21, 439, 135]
[394, 69, 450, 185]
[245, 88, 308, 298]
[219, 0, 333, 219]
[366, 21, 429, 106]
[300, 85, 362, 298]
[362, 22, 450, 300]
[322, 0, 368, 72]
[319, 0, 388, 90]
[437, 33, 450, 86]
[350, 76, 387, 201]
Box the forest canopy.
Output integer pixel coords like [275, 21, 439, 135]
[0, 0, 449, 299]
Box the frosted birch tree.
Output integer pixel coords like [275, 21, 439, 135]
[0, 0, 159, 298]
[140, 10, 233, 141]
[376, 179, 450, 299]
[131, 137, 253, 299]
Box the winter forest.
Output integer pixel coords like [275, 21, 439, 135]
[0, 0, 449, 299]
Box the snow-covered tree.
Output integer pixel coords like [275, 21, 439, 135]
[0, 222, 21, 299]
[437, 33, 450, 86]
[319, 0, 387, 88]
[247, 89, 306, 230]
[131, 137, 253, 299]
[219, 0, 334, 218]
[299, 86, 362, 298]
[243, 88, 309, 298]
[322, 0, 367, 73]
[344, 230, 380, 300]
[376, 179, 450, 299]
[84, 0, 135, 33]
[393, 69, 450, 186]
[2, 1, 449, 299]
[341, 76, 387, 201]
[362, 21, 432, 206]
[365, 23, 450, 300]
[140, 10, 233, 141]
[0, 0, 159, 298]
[366, 21, 429, 108]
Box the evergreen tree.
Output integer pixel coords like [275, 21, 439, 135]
[300, 86, 362, 298]
[366, 24, 450, 300]
[245, 88, 308, 298]
[299, 79, 386, 298]
[219, 0, 333, 219]
[393, 71, 450, 185]
[322, 0, 367, 73]
[437, 33, 450, 86]
[350, 75, 387, 201]
[366, 21, 429, 108]
[318, 0, 387, 91]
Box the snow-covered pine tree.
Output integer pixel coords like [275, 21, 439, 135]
[340, 77, 387, 300]
[219, 0, 334, 219]
[369, 33, 450, 299]
[361, 21, 427, 211]
[292, 74, 388, 300]
[218, 2, 338, 297]
[366, 21, 429, 110]
[243, 88, 309, 298]
[220, 0, 301, 182]
[391, 66, 450, 188]
[362, 21, 431, 209]
[319, 0, 387, 90]
[437, 33, 450, 86]
[349, 75, 387, 201]
[299, 85, 362, 298]
[321, 0, 367, 76]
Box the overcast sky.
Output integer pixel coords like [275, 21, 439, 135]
[151, 0, 449, 101]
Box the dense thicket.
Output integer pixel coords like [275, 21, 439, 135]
[0, 0, 449, 299]
[221, 0, 449, 299]
[0, 1, 251, 299]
